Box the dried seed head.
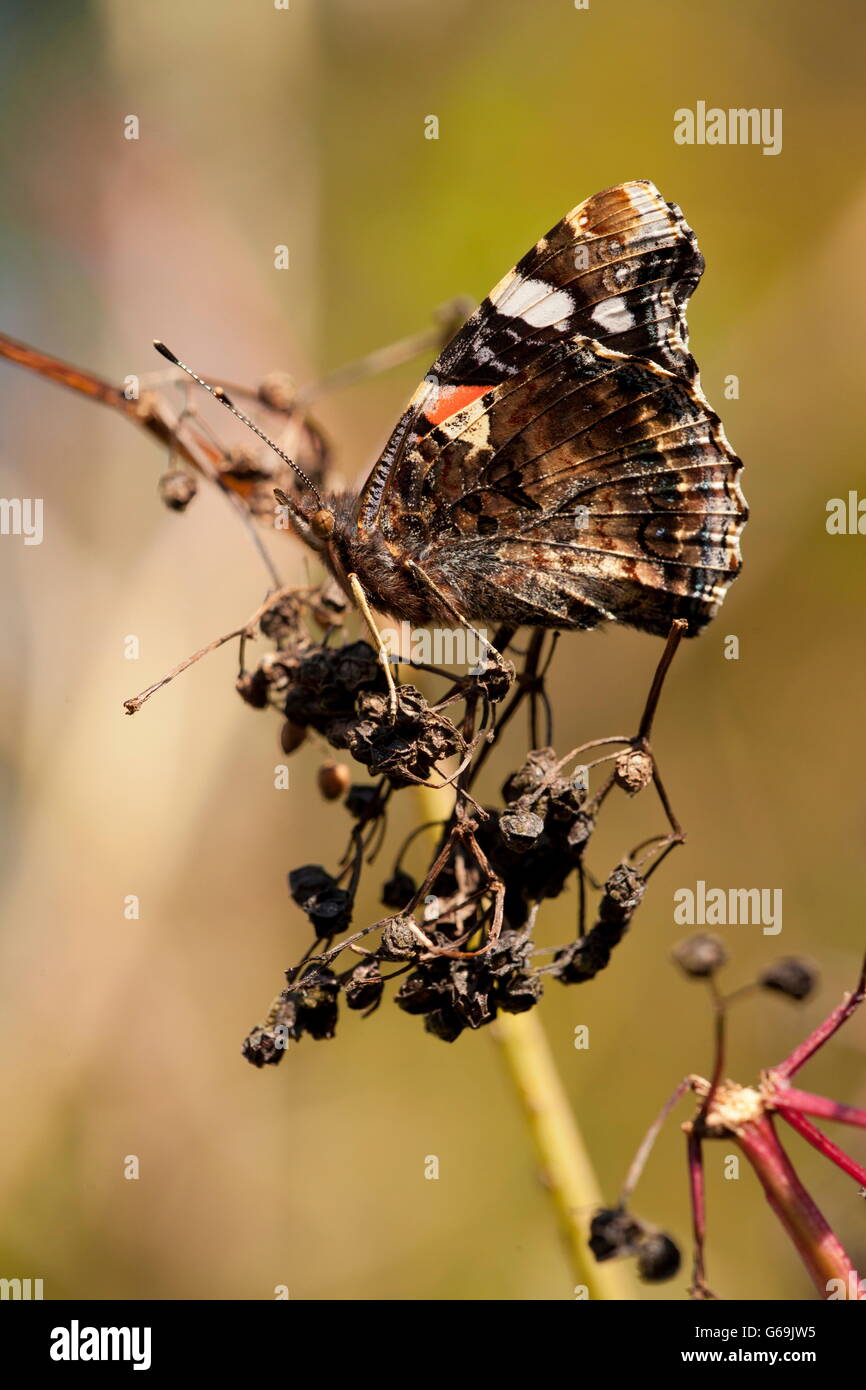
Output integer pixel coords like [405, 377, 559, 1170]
[317, 760, 351, 801]
[672, 932, 728, 979]
[380, 916, 421, 961]
[260, 593, 306, 647]
[759, 957, 818, 1002]
[614, 747, 654, 795]
[158, 467, 198, 511]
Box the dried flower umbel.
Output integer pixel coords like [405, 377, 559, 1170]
[595, 942, 866, 1301]
[223, 595, 689, 1062]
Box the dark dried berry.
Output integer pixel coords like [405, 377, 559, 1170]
[288, 865, 352, 936]
[236, 668, 271, 709]
[637, 1232, 681, 1282]
[394, 967, 449, 1015]
[380, 916, 421, 961]
[424, 1007, 465, 1043]
[588, 1207, 642, 1261]
[759, 957, 818, 1002]
[672, 932, 728, 979]
[158, 467, 198, 511]
[294, 969, 340, 1039]
[614, 747, 654, 795]
[344, 784, 382, 821]
[547, 773, 587, 820]
[502, 749, 558, 804]
[498, 809, 545, 851]
[382, 869, 417, 910]
[344, 960, 385, 1011]
[497, 971, 543, 1013]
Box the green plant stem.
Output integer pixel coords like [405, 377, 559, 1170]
[413, 783, 634, 1300]
[492, 1008, 635, 1299]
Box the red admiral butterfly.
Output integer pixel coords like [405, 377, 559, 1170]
[157, 180, 747, 682]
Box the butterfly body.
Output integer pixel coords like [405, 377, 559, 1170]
[311, 180, 746, 640]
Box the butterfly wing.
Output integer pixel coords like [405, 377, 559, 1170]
[353, 181, 746, 636]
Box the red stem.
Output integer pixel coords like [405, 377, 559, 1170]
[769, 1084, 866, 1129]
[777, 1107, 866, 1188]
[736, 1114, 863, 1299]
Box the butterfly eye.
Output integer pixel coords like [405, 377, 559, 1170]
[311, 508, 335, 540]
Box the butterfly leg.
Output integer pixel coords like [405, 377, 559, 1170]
[348, 572, 399, 718]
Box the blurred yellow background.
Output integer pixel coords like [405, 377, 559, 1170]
[1, 0, 864, 1300]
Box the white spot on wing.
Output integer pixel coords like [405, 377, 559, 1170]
[591, 295, 635, 334]
[491, 275, 573, 328]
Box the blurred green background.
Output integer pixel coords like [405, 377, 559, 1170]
[1, 0, 865, 1301]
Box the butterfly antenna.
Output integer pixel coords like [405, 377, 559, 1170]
[153, 340, 323, 509]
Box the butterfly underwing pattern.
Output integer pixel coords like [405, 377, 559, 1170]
[317, 180, 747, 641]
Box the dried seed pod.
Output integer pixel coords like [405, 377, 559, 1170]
[380, 916, 421, 961]
[158, 467, 198, 511]
[280, 719, 307, 755]
[344, 960, 385, 1011]
[382, 869, 417, 910]
[471, 657, 514, 704]
[502, 748, 558, 804]
[257, 370, 296, 412]
[566, 811, 596, 854]
[614, 747, 654, 795]
[672, 932, 728, 979]
[310, 580, 348, 630]
[241, 1025, 287, 1068]
[292, 969, 340, 1039]
[759, 957, 818, 1002]
[599, 863, 646, 923]
[221, 444, 274, 481]
[498, 809, 545, 852]
[317, 760, 351, 801]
